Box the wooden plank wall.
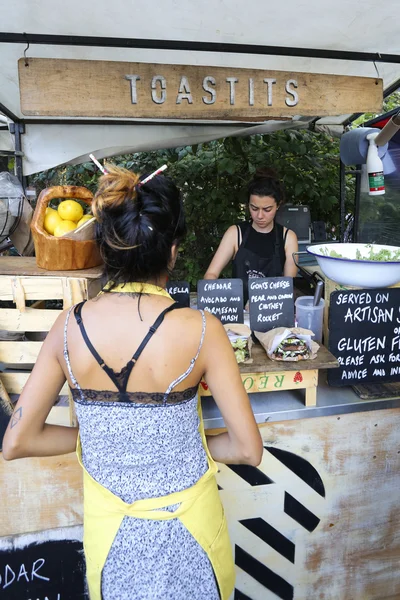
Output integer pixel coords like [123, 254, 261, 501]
[1, 407, 399, 599]
[0, 274, 101, 423]
[216, 407, 400, 600]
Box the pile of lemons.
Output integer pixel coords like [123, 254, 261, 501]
[44, 200, 92, 237]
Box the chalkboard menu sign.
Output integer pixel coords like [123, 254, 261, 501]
[248, 277, 295, 332]
[328, 288, 400, 386]
[167, 281, 190, 307]
[197, 278, 244, 323]
[0, 528, 87, 600]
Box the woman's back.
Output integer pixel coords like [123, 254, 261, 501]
[63, 291, 210, 503]
[4, 165, 262, 600]
[64, 290, 220, 600]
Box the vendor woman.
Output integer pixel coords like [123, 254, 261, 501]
[204, 168, 298, 301]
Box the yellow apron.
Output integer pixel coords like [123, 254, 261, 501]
[76, 282, 235, 600]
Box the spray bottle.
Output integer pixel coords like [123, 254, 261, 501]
[366, 132, 385, 196]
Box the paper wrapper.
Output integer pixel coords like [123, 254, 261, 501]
[224, 323, 253, 364]
[254, 327, 319, 362]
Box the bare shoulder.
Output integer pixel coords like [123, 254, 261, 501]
[285, 228, 298, 244]
[225, 224, 238, 240]
[171, 307, 225, 335]
[201, 310, 228, 342]
[48, 307, 71, 339]
[169, 306, 203, 327]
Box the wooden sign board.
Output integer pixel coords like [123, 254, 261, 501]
[328, 288, 400, 386]
[249, 276, 294, 332]
[166, 280, 190, 307]
[197, 278, 244, 324]
[18, 58, 382, 120]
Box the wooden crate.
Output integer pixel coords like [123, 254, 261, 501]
[0, 258, 102, 425]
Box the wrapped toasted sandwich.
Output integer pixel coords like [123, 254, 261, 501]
[272, 335, 310, 361]
[254, 327, 319, 362]
[223, 323, 253, 364]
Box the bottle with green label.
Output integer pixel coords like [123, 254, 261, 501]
[366, 133, 385, 196]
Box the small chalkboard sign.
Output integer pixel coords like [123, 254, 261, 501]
[0, 527, 88, 600]
[248, 277, 295, 332]
[197, 279, 244, 323]
[166, 281, 190, 307]
[328, 288, 400, 386]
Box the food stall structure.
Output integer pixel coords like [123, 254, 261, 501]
[1, 2, 400, 599]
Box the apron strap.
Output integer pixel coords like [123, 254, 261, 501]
[283, 227, 289, 246]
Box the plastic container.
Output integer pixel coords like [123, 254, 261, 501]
[295, 296, 325, 344]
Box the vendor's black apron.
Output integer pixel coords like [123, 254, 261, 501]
[232, 221, 287, 303]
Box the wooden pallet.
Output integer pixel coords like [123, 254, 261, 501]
[0, 257, 102, 426]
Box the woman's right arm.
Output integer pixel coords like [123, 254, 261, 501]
[201, 314, 263, 466]
[203, 225, 237, 280]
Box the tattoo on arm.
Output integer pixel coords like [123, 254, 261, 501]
[10, 407, 22, 429]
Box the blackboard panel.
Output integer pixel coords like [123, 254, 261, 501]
[328, 288, 400, 386]
[248, 277, 295, 333]
[0, 527, 87, 600]
[166, 281, 190, 307]
[197, 279, 244, 324]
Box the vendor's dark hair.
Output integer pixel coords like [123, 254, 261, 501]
[92, 164, 186, 289]
[247, 167, 285, 205]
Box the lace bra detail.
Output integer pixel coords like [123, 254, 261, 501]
[64, 303, 206, 406]
[70, 386, 199, 406]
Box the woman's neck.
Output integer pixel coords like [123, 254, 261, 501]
[251, 220, 274, 234]
[140, 275, 168, 288]
[107, 275, 169, 290]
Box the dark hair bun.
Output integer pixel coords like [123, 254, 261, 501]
[248, 167, 285, 204]
[253, 167, 280, 181]
[93, 164, 186, 289]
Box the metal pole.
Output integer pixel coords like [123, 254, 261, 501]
[353, 165, 362, 243]
[9, 122, 25, 185]
[1, 32, 400, 64]
[339, 160, 346, 242]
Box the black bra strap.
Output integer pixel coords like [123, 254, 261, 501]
[73, 301, 183, 392]
[73, 302, 104, 367]
[131, 302, 182, 363]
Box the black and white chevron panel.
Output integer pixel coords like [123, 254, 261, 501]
[217, 446, 326, 600]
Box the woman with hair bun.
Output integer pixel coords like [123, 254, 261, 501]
[204, 168, 298, 302]
[3, 165, 262, 600]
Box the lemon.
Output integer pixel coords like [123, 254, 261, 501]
[77, 214, 93, 228]
[44, 210, 63, 235]
[45, 207, 56, 216]
[54, 220, 77, 237]
[58, 200, 84, 223]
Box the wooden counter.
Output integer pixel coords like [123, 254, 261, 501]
[2, 259, 398, 599]
[200, 343, 339, 406]
[0, 256, 102, 279]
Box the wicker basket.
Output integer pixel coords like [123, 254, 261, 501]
[31, 185, 102, 271]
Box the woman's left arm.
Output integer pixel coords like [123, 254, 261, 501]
[2, 312, 78, 460]
[283, 229, 299, 278]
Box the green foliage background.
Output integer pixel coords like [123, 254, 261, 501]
[30, 129, 350, 285]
